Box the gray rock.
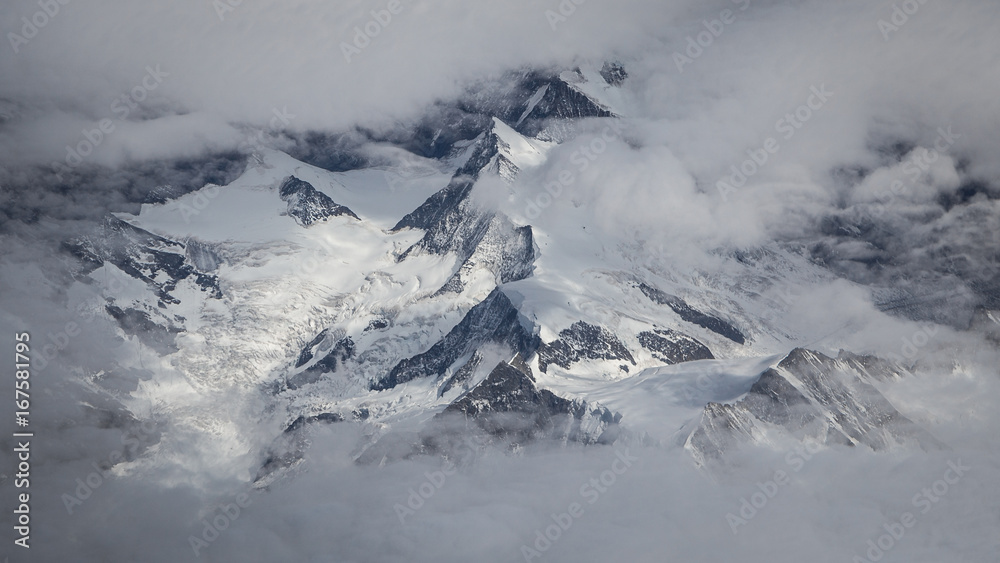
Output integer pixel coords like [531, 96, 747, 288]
[686, 348, 941, 466]
[278, 176, 359, 226]
[638, 328, 714, 364]
[537, 321, 635, 374]
[372, 287, 538, 391]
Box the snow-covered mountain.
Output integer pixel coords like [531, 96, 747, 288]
[62, 64, 953, 486]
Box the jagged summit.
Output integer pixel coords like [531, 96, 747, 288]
[372, 287, 538, 391]
[685, 348, 941, 466]
[278, 176, 359, 226]
[390, 118, 541, 293]
[437, 358, 622, 446]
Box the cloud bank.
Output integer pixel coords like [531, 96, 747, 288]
[2, 1, 1000, 562]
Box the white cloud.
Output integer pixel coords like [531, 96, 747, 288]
[3, 1, 1000, 561]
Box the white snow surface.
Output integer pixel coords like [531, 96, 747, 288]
[84, 125, 903, 479]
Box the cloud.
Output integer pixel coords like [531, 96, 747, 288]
[0, 0, 693, 171]
[2, 1, 1000, 562]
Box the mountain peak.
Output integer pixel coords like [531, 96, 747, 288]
[278, 176, 359, 226]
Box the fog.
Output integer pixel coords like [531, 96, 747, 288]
[2, 0, 1000, 561]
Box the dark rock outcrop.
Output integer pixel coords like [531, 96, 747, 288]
[685, 348, 940, 466]
[438, 350, 484, 397]
[65, 215, 223, 306]
[433, 359, 622, 446]
[600, 62, 628, 86]
[278, 176, 359, 226]
[638, 283, 745, 344]
[104, 304, 183, 354]
[537, 321, 635, 374]
[638, 328, 714, 364]
[391, 122, 536, 293]
[372, 288, 538, 391]
[288, 332, 356, 390]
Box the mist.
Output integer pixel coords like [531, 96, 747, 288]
[3, 0, 1000, 562]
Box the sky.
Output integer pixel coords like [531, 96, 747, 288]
[2, 0, 1000, 561]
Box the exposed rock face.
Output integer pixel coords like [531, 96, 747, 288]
[638, 328, 714, 364]
[284, 412, 346, 434]
[737, 368, 819, 431]
[684, 403, 759, 468]
[66, 215, 222, 306]
[387, 72, 611, 292]
[392, 178, 477, 239]
[434, 359, 622, 446]
[600, 61, 628, 86]
[311, 337, 356, 374]
[513, 74, 614, 137]
[438, 350, 484, 397]
[63, 215, 225, 351]
[372, 288, 538, 391]
[354, 358, 624, 467]
[776, 349, 930, 450]
[185, 239, 221, 272]
[68, 61, 961, 502]
[287, 331, 356, 390]
[428, 67, 618, 147]
[638, 283, 746, 344]
[685, 348, 940, 466]
[254, 412, 348, 488]
[294, 329, 330, 368]
[278, 176, 359, 226]
[537, 321, 635, 374]
[104, 304, 183, 354]
[258, 70, 624, 482]
[391, 117, 510, 238]
[254, 405, 386, 487]
[392, 121, 536, 294]
[435, 222, 535, 295]
[834, 349, 905, 381]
